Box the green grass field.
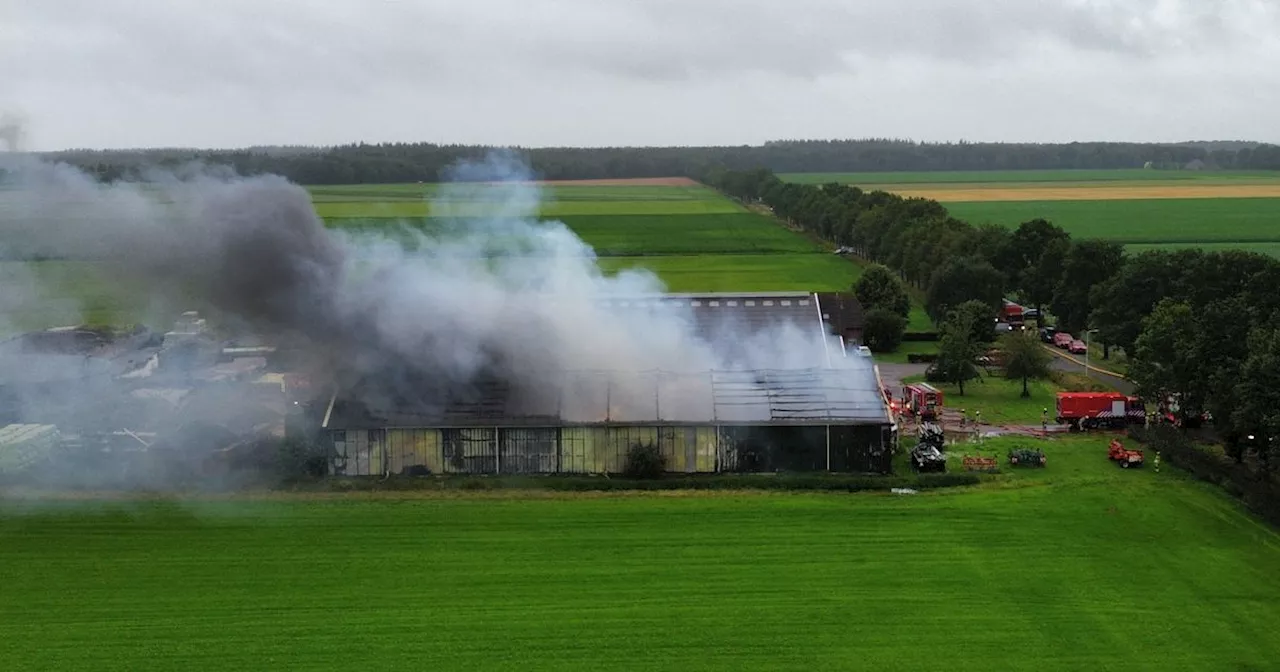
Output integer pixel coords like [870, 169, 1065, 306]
[783, 170, 1280, 257]
[330, 213, 819, 256]
[3, 181, 920, 332]
[4, 437, 1279, 672]
[781, 169, 1280, 186]
[945, 198, 1280, 246]
[314, 198, 745, 218]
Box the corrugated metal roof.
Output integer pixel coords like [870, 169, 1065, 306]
[0, 423, 58, 447]
[332, 365, 890, 429]
[327, 292, 885, 429]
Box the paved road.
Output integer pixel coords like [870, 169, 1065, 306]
[1042, 345, 1135, 394]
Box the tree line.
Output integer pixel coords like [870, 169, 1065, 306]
[702, 166, 1280, 482]
[36, 139, 1280, 185]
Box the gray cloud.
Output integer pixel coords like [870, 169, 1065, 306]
[2, 0, 1277, 149]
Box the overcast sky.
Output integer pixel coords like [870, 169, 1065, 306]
[3, 0, 1278, 151]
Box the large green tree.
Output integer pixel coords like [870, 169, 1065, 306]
[861, 308, 908, 353]
[1129, 299, 1202, 417]
[1004, 218, 1070, 292]
[999, 330, 1053, 398]
[931, 307, 983, 396]
[1051, 240, 1125, 334]
[1089, 249, 1200, 356]
[1022, 237, 1069, 322]
[1229, 328, 1280, 474]
[952, 299, 998, 345]
[924, 256, 1005, 324]
[853, 264, 911, 318]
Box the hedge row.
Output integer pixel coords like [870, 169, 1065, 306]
[1128, 426, 1280, 527]
[902, 332, 940, 342]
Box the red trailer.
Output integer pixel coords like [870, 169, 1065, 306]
[902, 383, 944, 420]
[1056, 392, 1146, 431]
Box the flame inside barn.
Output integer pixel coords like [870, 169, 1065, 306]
[321, 292, 896, 476]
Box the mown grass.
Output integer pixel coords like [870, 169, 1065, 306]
[313, 198, 744, 218]
[944, 197, 1280, 245]
[309, 184, 722, 202]
[328, 213, 820, 256]
[902, 374, 1060, 425]
[781, 169, 1280, 186]
[598, 253, 860, 292]
[1127, 241, 1280, 259]
[3, 437, 1279, 672]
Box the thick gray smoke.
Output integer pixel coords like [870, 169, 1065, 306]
[0, 151, 847, 490]
[0, 114, 22, 152]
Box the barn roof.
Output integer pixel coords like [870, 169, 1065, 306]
[328, 364, 889, 429]
[325, 292, 883, 430]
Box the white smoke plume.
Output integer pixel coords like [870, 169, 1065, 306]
[0, 150, 854, 490]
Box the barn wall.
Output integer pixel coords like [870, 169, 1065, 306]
[326, 423, 889, 476]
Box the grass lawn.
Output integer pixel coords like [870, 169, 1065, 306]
[904, 374, 1061, 425]
[871, 340, 937, 364]
[4, 442, 1280, 671]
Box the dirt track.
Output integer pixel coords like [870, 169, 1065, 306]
[890, 185, 1280, 202]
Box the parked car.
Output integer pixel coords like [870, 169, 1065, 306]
[1053, 332, 1074, 349]
[1039, 327, 1057, 343]
[1069, 339, 1087, 354]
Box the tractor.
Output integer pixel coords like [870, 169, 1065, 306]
[1007, 446, 1046, 467]
[1107, 439, 1144, 468]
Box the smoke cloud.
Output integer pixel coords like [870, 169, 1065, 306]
[0, 151, 851, 491]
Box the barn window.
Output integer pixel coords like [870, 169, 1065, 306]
[727, 301, 738, 306]
[691, 300, 702, 307]
[745, 300, 756, 306]
[763, 300, 774, 306]
[709, 301, 720, 307]
[799, 300, 810, 306]
[781, 300, 792, 306]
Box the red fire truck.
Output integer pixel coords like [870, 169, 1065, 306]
[1001, 300, 1026, 328]
[902, 383, 944, 420]
[1055, 392, 1146, 431]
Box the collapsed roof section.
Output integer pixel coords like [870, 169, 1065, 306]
[329, 364, 889, 429]
[327, 290, 883, 430]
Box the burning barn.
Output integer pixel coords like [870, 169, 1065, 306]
[321, 292, 894, 476]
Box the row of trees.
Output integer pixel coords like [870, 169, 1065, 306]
[703, 168, 1123, 336]
[39, 139, 1280, 185]
[704, 167, 1280, 477]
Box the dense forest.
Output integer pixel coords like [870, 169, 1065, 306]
[38, 139, 1280, 184]
[704, 166, 1280, 524]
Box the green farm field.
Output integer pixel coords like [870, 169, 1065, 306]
[784, 170, 1280, 256]
[945, 198, 1280, 246]
[3, 180, 922, 332]
[4, 434, 1280, 671]
[781, 169, 1280, 187]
